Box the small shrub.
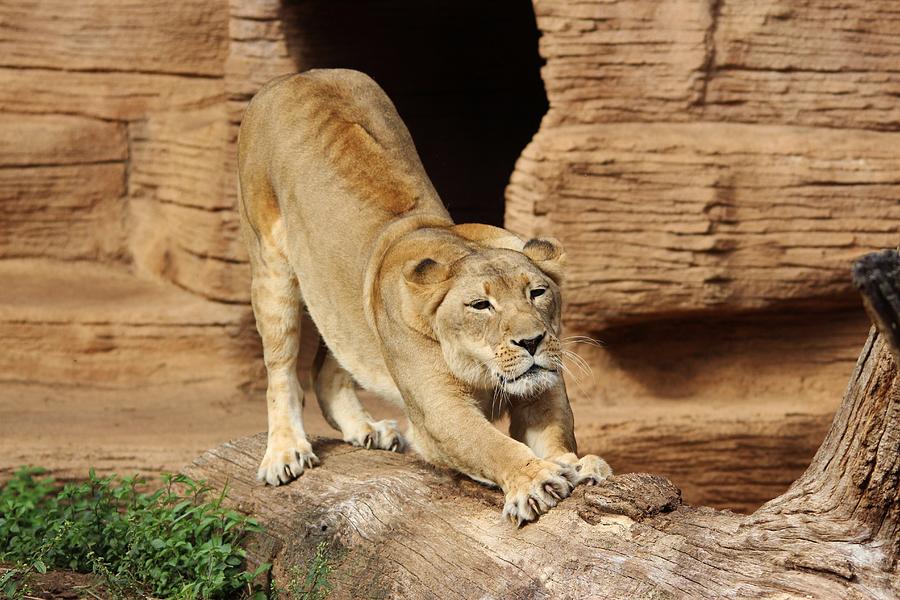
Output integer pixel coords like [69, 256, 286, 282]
[276, 541, 333, 600]
[0, 467, 270, 599]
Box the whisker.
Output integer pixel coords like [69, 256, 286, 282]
[562, 347, 592, 370]
[562, 335, 606, 349]
[554, 358, 579, 383]
[553, 356, 593, 400]
[561, 349, 592, 377]
[492, 375, 503, 421]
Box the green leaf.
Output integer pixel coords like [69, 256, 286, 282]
[0, 466, 271, 599]
[250, 562, 272, 578]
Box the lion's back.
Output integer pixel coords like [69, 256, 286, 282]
[239, 69, 442, 217]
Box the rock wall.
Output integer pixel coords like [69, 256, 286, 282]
[0, 0, 246, 389]
[0, 0, 230, 269]
[507, 0, 900, 328]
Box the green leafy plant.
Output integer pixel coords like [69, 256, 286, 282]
[0, 522, 68, 599]
[0, 467, 270, 599]
[275, 541, 333, 600]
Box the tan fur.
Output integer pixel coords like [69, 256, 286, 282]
[237, 69, 611, 524]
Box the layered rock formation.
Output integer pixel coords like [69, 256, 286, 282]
[508, 0, 900, 327]
[0, 0, 246, 385]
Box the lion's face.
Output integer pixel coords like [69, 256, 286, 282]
[433, 249, 563, 397]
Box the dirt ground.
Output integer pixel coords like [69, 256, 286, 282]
[0, 379, 580, 484]
[0, 380, 329, 485]
[0, 566, 105, 600]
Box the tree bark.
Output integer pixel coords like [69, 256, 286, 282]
[185, 251, 900, 599]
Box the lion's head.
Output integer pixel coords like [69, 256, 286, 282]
[399, 225, 566, 398]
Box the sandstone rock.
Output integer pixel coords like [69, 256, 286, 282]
[511, 0, 900, 330]
[0, 114, 128, 260]
[0, 259, 257, 388]
[0, 114, 125, 167]
[0, 0, 258, 493]
[127, 103, 249, 303]
[507, 122, 900, 329]
[0, 0, 227, 76]
[705, 0, 900, 131]
[226, 0, 294, 103]
[503, 0, 898, 513]
[567, 307, 869, 512]
[0, 68, 225, 121]
[0, 164, 125, 260]
[535, 0, 711, 126]
[533, 0, 900, 131]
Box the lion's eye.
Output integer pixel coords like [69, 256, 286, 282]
[530, 288, 547, 300]
[470, 300, 492, 311]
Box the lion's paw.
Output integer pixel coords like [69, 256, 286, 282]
[501, 460, 574, 527]
[553, 453, 613, 487]
[345, 419, 405, 452]
[258, 435, 319, 486]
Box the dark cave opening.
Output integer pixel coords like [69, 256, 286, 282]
[280, 0, 548, 226]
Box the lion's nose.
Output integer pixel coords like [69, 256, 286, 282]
[512, 332, 545, 356]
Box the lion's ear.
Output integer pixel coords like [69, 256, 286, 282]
[523, 237, 566, 284]
[402, 258, 451, 286]
[400, 258, 452, 337]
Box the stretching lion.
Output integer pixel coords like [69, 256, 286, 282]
[237, 69, 611, 524]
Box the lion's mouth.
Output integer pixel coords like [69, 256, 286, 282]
[504, 364, 553, 383]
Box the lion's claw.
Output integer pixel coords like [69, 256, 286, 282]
[258, 436, 319, 486]
[544, 483, 562, 501]
[501, 461, 574, 526]
[553, 453, 612, 487]
[346, 419, 406, 453]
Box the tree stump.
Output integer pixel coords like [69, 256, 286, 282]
[185, 251, 900, 599]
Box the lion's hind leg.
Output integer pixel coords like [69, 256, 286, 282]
[246, 218, 319, 485]
[313, 349, 405, 452]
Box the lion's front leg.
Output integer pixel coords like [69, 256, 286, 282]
[509, 380, 612, 487]
[407, 395, 576, 527]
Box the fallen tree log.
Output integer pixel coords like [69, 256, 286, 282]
[186, 251, 900, 599]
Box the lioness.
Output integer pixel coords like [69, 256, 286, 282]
[237, 69, 611, 524]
